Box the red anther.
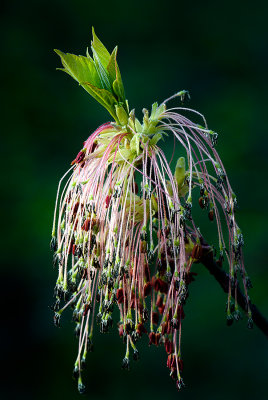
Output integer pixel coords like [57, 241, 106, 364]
[71, 150, 86, 166]
[167, 307, 172, 321]
[199, 196, 205, 209]
[89, 142, 97, 153]
[155, 333, 161, 346]
[144, 282, 152, 297]
[137, 323, 147, 335]
[73, 220, 78, 231]
[105, 195, 111, 208]
[164, 338, 173, 354]
[116, 288, 124, 304]
[158, 304, 166, 315]
[161, 322, 167, 335]
[76, 151, 85, 163]
[66, 192, 72, 204]
[148, 332, 156, 345]
[164, 227, 170, 236]
[191, 243, 203, 260]
[170, 368, 177, 380]
[68, 239, 74, 255]
[171, 355, 177, 369]
[167, 354, 173, 369]
[72, 244, 76, 256]
[154, 278, 168, 294]
[154, 278, 162, 292]
[134, 182, 139, 194]
[138, 300, 144, 313]
[82, 218, 90, 231]
[152, 312, 159, 325]
[73, 202, 80, 214]
[140, 240, 147, 253]
[161, 280, 169, 294]
[144, 263, 150, 282]
[166, 320, 172, 334]
[83, 303, 90, 317]
[118, 324, 124, 337]
[156, 295, 163, 308]
[208, 210, 214, 221]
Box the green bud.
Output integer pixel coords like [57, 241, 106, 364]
[130, 134, 141, 156]
[149, 132, 162, 146]
[175, 157, 186, 188]
[115, 105, 129, 126]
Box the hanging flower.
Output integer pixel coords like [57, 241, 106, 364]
[51, 29, 251, 394]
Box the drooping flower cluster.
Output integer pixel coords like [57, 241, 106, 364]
[51, 30, 252, 394]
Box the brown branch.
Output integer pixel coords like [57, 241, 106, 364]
[199, 245, 268, 338]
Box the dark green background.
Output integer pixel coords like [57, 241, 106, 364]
[2, 0, 268, 399]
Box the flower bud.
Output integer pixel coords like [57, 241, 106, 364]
[174, 157, 186, 188]
[78, 376, 86, 394]
[208, 210, 214, 221]
[115, 105, 129, 126]
[122, 357, 130, 370]
[176, 377, 185, 390]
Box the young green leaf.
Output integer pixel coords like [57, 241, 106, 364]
[55, 30, 127, 123]
[91, 27, 111, 69]
[55, 50, 101, 88]
[107, 47, 126, 106]
[83, 82, 118, 121]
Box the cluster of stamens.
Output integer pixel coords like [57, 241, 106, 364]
[51, 103, 252, 393]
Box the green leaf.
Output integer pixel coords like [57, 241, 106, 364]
[55, 30, 128, 122]
[91, 28, 113, 91]
[55, 49, 117, 119]
[91, 27, 111, 69]
[150, 102, 166, 122]
[106, 47, 117, 82]
[107, 47, 125, 105]
[54, 50, 101, 88]
[149, 132, 163, 146]
[82, 82, 118, 121]
[93, 53, 112, 91]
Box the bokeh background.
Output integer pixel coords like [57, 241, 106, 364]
[1, 0, 268, 399]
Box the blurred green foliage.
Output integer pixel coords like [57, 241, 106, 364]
[1, 0, 268, 399]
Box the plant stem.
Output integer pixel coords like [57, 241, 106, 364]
[199, 242, 268, 338]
